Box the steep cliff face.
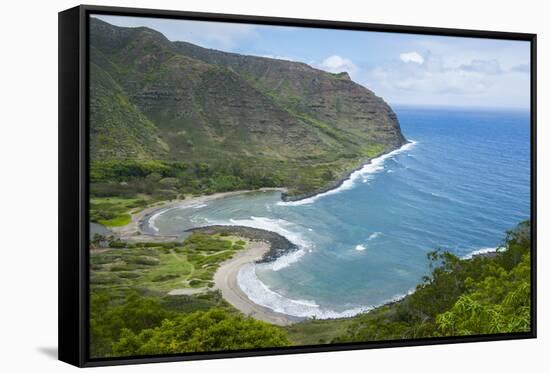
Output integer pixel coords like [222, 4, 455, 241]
[174, 40, 406, 150]
[89, 17, 406, 195]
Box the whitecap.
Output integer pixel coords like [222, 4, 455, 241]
[355, 244, 367, 251]
[368, 232, 382, 241]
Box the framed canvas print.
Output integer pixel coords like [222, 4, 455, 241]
[58, 5, 537, 367]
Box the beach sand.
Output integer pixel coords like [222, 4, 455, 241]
[213, 240, 298, 326]
[108, 187, 298, 325]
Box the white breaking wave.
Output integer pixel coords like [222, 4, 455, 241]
[238, 263, 419, 319]
[270, 249, 307, 271]
[148, 206, 181, 232]
[237, 264, 372, 318]
[278, 140, 417, 206]
[355, 244, 367, 251]
[209, 216, 313, 271]
[462, 247, 501, 260]
[368, 232, 383, 241]
[148, 202, 209, 232]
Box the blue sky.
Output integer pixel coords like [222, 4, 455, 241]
[95, 15, 531, 109]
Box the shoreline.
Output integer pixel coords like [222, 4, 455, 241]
[121, 140, 414, 240]
[105, 189, 503, 326]
[102, 141, 421, 324]
[281, 140, 410, 202]
[110, 188, 287, 241]
[187, 225, 299, 263]
[207, 231, 502, 325]
[103, 140, 503, 325]
[94, 140, 512, 326]
[212, 240, 302, 326]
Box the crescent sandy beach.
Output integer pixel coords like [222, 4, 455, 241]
[105, 188, 301, 325]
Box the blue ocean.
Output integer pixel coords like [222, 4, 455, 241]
[150, 106, 531, 318]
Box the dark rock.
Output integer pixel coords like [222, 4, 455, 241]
[186, 225, 299, 263]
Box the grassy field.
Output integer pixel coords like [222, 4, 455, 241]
[89, 197, 150, 227]
[91, 233, 245, 294]
[91, 231, 393, 348]
[89, 233, 253, 357]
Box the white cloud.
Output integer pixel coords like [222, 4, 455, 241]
[368, 54, 490, 96]
[318, 55, 359, 76]
[459, 59, 502, 75]
[399, 51, 425, 64]
[363, 50, 530, 108]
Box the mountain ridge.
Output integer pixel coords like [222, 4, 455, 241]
[89, 17, 407, 197]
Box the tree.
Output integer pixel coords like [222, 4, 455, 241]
[112, 308, 290, 356]
[90, 292, 172, 357]
[436, 253, 531, 336]
[336, 221, 531, 343]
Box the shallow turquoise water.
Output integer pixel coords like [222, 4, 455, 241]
[150, 106, 531, 318]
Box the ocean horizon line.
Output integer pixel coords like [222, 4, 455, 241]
[391, 103, 530, 112]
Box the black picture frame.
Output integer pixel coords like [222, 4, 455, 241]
[58, 4, 537, 367]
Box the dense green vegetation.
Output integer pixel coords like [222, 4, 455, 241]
[90, 159, 281, 199]
[89, 197, 149, 227]
[89, 18, 406, 199]
[89, 154, 380, 203]
[112, 309, 289, 356]
[90, 233, 290, 357]
[91, 233, 243, 296]
[329, 221, 532, 343]
[90, 222, 531, 357]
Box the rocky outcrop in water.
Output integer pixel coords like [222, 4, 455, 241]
[187, 225, 298, 263]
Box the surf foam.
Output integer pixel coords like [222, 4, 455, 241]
[238, 264, 419, 319]
[148, 207, 180, 232]
[147, 201, 213, 232]
[237, 263, 373, 319]
[368, 232, 382, 240]
[207, 216, 313, 271]
[278, 140, 417, 206]
[462, 247, 501, 260]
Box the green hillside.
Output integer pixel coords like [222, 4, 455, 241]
[89, 17, 406, 199]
